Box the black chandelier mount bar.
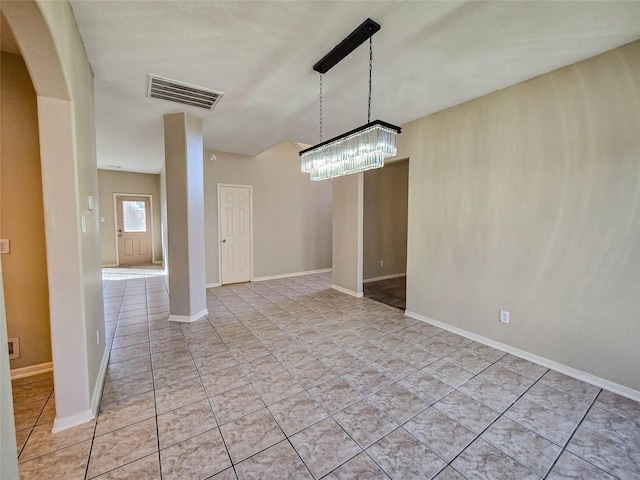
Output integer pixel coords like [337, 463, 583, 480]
[312, 18, 381, 74]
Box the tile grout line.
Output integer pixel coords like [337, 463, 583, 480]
[257, 283, 356, 480]
[315, 336, 508, 479]
[208, 305, 253, 480]
[444, 377, 547, 479]
[84, 274, 126, 480]
[216, 276, 615, 478]
[191, 304, 238, 478]
[442, 363, 606, 479]
[216, 286, 317, 476]
[143, 272, 164, 480]
[83, 270, 635, 479]
[218, 283, 401, 478]
[94, 272, 156, 478]
[13, 388, 54, 465]
[541, 388, 603, 479]
[212, 281, 347, 478]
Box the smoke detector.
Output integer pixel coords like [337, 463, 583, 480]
[147, 74, 223, 111]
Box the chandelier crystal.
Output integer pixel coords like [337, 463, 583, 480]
[300, 18, 401, 181]
[300, 121, 400, 181]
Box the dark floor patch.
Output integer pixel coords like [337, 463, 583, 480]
[364, 276, 406, 310]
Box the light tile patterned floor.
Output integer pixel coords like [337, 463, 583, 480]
[13, 267, 640, 479]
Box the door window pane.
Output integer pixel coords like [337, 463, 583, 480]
[122, 201, 147, 232]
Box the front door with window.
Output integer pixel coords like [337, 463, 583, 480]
[116, 195, 152, 265]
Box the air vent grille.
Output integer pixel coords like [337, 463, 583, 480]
[147, 74, 223, 111]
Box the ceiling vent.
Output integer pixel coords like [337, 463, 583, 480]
[147, 74, 223, 111]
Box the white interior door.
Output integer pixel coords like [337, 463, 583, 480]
[219, 185, 252, 285]
[116, 195, 153, 266]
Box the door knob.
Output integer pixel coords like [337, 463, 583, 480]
[222, 239, 227, 243]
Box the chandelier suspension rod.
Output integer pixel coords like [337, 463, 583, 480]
[319, 73, 323, 142]
[368, 36, 372, 124]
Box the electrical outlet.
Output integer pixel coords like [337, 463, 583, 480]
[379, 260, 384, 267]
[500, 310, 510, 324]
[8, 337, 19, 359]
[0, 239, 9, 254]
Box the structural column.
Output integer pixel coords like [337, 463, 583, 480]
[164, 112, 208, 322]
[332, 172, 364, 297]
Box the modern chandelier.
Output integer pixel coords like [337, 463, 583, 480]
[300, 18, 402, 181]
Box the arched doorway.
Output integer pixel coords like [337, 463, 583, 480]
[1, 3, 105, 466]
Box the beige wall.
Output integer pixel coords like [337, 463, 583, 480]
[204, 141, 332, 284]
[401, 41, 640, 391]
[363, 160, 409, 281]
[332, 173, 363, 296]
[98, 169, 162, 266]
[0, 52, 51, 369]
[0, 52, 52, 370]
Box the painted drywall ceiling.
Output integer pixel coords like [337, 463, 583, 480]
[68, 1, 640, 174]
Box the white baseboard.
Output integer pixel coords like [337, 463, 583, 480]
[103, 262, 164, 268]
[405, 310, 640, 403]
[253, 268, 332, 282]
[363, 273, 406, 284]
[169, 309, 209, 323]
[206, 283, 221, 288]
[10, 362, 53, 380]
[52, 409, 95, 433]
[91, 347, 110, 417]
[331, 284, 364, 298]
[50, 346, 109, 433]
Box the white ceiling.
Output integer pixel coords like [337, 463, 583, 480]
[66, 1, 640, 174]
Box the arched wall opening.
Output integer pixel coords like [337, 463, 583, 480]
[1, 0, 106, 449]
